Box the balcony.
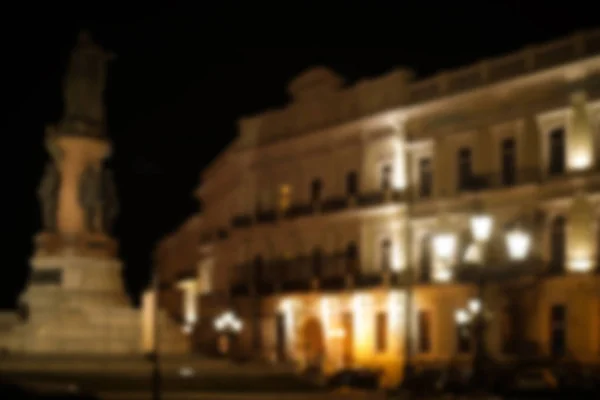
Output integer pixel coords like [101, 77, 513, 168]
[229, 254, 410, 297]
[458, 169, 542, 193]
[229, 188, 405, 230]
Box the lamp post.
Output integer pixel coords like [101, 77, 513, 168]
[460, 212, 531, 390]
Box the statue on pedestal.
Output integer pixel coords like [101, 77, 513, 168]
[63, 30, 115, 130]
[37, 162, 60, 232]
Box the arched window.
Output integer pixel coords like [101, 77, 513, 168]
[419, 235, 432, 283]
[550, 216, 566, 273]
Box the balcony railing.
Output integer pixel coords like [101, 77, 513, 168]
[229, 254, 410, 296]
[458, 169, 543, 193]
[229, 188, 405, 230]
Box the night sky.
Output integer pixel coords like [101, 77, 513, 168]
[2, 3, 597, 308]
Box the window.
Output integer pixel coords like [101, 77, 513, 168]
[550, 216, 566, 274]
[275, 313, 287, 361]
[550, 304, 567, 358]
[501, 138, 516, 186]
[417, 310, 432, 353]
[419, 158, 433, 198]
[548, 128, 565, 176]
[381, 239, 391, 272]
[375, 312, 388, 353]
[346, 171, 358, 196]
[457, 147, 472, 190]
[279, 184, 292, 212]
[311, 178, 322, 204]
[311, 247, 323, 278]
[341, 312, 354, 365]
[381, 164, 392, 191]
[419, 235, 432, 283]
[346, 242, 359, 274]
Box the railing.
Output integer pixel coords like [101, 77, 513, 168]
[229, 255, 411, 296]
[457, 168, 543, 193]
[243, 30, 600, 145]
[229, 189, 405, 230]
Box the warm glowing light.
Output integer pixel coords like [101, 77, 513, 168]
[570, 153, 591, 170]
[433, 233, 456, 260]
[182, 324, 193, 334]
[213, 310, 243, 333]
[179, 367, 195, 378]
[463, 242, 482, 264]
[468, 299, 481, 314]
[328, 327, 346, 338]
[506, 228, 531, 261]
[470, 214, 493, 242]
[434, 268, 452, 282]
[455, 309, 470, 325]
[279, 184, 292, 211]
[569, 258, 593, 272]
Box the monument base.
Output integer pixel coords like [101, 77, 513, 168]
[0, 252, 188, 356]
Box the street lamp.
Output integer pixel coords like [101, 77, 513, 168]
[213, 310, 243, 357]
[505, 226, 531, 261]
[462, 211, 531, 390]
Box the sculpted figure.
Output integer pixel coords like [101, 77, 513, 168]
[37, 162, 60, 231]
[63, 30, 115, 127]
[78, 165, 101, 232]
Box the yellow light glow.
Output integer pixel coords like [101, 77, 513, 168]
[569, 258, 593, 272]
[433, 233, 456, 260]
[279, 184, 292, 211]
[470, 214, 493, 242]
[570, 152, 591, 170]
[434, 268, 452, 282]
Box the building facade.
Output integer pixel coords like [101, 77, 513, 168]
[159, 30, 600, 385]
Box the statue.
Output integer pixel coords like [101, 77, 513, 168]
[37, 162, 60, 231]
[63, 30, 115, 128]
[100, 169, 119, 232]
[78, 165, 101, 232]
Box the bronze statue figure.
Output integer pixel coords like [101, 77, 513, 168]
[78, 165, 101, 232]
[63, 30, 115, 127]
[37, 162, 60, 231]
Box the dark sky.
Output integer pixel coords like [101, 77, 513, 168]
[1, 3, 597, 308]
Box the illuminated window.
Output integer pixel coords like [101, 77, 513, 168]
[375, 312, 388, 353]
[417, 310, 431, 353]
[279, 184, 291, 211]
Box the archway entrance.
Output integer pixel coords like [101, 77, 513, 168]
[301, 317, 324, 369]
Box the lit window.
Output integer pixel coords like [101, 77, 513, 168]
[375, 312, 388, 353]
[279, 184, 291, 211]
